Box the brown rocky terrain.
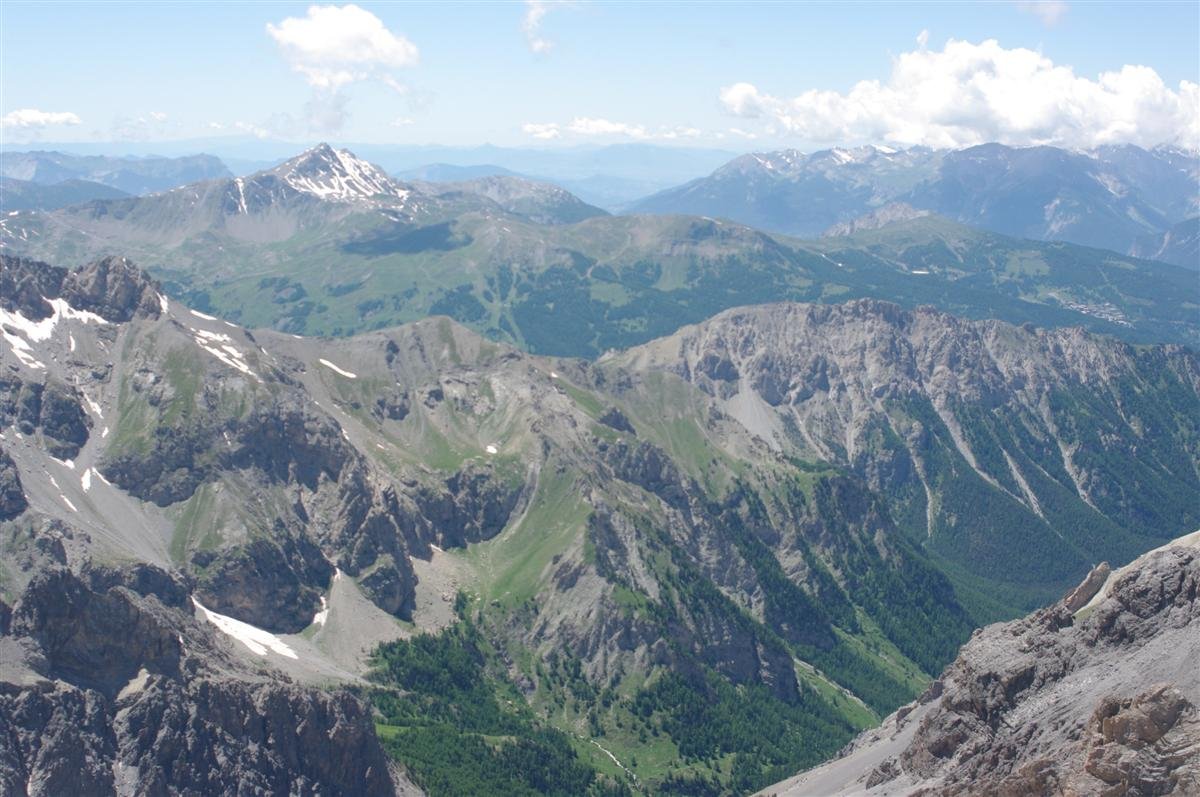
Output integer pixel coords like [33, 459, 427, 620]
[761, 531, 1200, 796]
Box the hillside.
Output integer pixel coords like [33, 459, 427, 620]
[3, 253, 1197, 794]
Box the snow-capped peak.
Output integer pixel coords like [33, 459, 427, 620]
[273, 144, 406, 203]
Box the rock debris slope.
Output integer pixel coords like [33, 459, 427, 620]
[761, 531, 1200, 796]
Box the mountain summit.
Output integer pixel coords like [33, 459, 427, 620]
[265, 143, 409, 203]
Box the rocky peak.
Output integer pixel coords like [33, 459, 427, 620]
[60, 255, 162, 322]
[267, 143, 404, 202]
[0, 254, 161, 323]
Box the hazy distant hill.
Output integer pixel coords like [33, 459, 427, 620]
[0, 150, 232, 195]
[0, 176, 130, 211]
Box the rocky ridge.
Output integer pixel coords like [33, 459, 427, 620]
[615, 300, 1200, 609]
[762, 530, 1200, 796]
[0, 564, 413, 796]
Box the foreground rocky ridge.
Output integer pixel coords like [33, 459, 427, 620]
[0, 564, 411, 796]
[763, 531, 1200, 796]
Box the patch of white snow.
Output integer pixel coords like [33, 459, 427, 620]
[318, 358, 357, 378]
[193, 598, 299, 659]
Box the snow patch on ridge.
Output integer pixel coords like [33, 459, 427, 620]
[193, 598, 299, 659]
[318, 358, 357, 378]
[192, 328, 256, 379]
[0, 297, 111, 370]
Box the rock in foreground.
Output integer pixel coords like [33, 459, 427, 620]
[762, 531, 1200, 796]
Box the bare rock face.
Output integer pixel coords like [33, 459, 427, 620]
[0, 446, 27, 521]
[762, 533, 1200, 796]
[60, 255, 163, 322]
[0, 253, 162, 323]
[0, 565, 405, 797]
[0, 376, 92, 460]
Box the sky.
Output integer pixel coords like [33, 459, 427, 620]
[2, 1, 1198, 151]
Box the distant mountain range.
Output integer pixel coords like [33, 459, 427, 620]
[631, 143, 1200, 268]
[2, 144, 1195, 357]
[0, 150, 232, 196]
[0, 176, 130, 212]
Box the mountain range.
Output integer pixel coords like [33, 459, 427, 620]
[0, 150, 232, 196]
[632, 143, 1200, 268]
[2, 144, 1196, 360]
[1, 250, 1196, 794]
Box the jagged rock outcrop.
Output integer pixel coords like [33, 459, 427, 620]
[763, 532, 1200, 796]
[0, 253, 162, 323]
[0, 565, 408, 796]
[0, 446, 26, 520]
[0, 376, 91, 460]
[60, 255, 163, 322]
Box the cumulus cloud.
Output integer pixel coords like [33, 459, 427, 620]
[267, 4, 417, 88]
[719, 38, 1200, 149]
[1, 109, 82, 129]
[522, 122, 562, 139]
[1016, 1, 1068, 27]
[265, 4, 420, 135]
[567, 117, 650, 138]
[523, 1, 569, 54]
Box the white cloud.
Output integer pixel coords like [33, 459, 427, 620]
[208, 121, 225, 130]
[110, 112, 173, 141]
[524, 118, 709, 141]
[235, 121, 271, 139]
[728, 127, 759, 140]
[719, 38, 1200, 150]
[1016, 1, 1068, 27]
[267, 4, 417, 89]
[660, 126, 702, 140]
[523, 1, 567, 54]
[916, 29, 929, 49]
[522, 122, 562, 139]
[392, 116, 414, 127]
[567, 117, 649, 138]
[1, 109, 82, 129]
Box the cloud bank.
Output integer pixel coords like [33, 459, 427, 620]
[720, 38, 1199, 150]
[1, 109, 82, 129]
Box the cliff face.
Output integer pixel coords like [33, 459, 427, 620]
[763, 531, 1200, 796]
[0, 565, 409, 797]
[617, 300, 1200, 609]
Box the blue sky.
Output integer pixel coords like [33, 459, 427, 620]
[2, 1, 1197, 150]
